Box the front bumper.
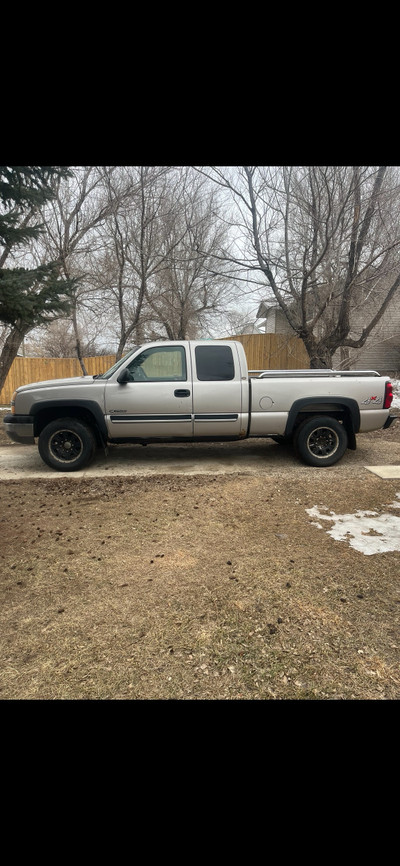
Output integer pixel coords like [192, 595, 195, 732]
[383, 414, 398, 429]
[3, 414, 35, 445]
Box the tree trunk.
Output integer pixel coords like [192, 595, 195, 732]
[309, 352, 332, 369]
[0, 324, 30, 396]
[71, 306, 88, 375]
[303, 336, 333, 369]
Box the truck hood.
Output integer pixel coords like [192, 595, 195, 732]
[16, 375, 99, 393]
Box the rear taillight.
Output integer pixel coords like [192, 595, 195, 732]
[384, 382, 393, 409]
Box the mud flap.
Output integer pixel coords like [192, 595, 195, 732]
[347, 429, 357, 450]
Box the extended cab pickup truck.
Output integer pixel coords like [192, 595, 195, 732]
[3, 339, 397, 471]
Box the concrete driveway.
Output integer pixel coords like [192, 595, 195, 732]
[0, 440, 284, 479]
[1, 439, 400, 479]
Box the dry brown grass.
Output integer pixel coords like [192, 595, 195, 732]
[1, 408, 400, 700]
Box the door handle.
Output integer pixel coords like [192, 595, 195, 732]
[174, 389, 190, 397]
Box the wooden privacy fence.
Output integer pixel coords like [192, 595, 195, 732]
[0, 335, 310, 406]
[0, 355, 116, 405]
[223, 333, 310, 372]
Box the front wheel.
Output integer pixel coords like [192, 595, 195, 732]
[294, 416, 348, 467]
[38, 417, 96, 471]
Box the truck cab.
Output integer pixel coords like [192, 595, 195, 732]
[103, 341, 250, 441]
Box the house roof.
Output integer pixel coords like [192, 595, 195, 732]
[257, 300, 288, 318]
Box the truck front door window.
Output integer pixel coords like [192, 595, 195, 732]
[127, 346, 187, 382]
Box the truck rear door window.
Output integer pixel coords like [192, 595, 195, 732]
[195, 345, 235, 381]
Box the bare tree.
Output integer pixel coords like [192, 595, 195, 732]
[200, 166, 400, 367]
[87, 166, 177, 357]
[87, 167, 234, 355]
[20, 167, 243, 366]
[36, 166, 133, 372]
[144, 172, 234, 340]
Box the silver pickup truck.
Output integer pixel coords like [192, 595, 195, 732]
[3, 339, 396, 471]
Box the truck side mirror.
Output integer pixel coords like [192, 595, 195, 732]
[117, 368, 131, 384]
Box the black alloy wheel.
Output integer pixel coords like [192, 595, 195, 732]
[38, 418, 96, 471]
[294, 415, 348, 467]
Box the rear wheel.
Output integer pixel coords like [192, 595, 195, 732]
[38, 417, 96, 471]
[294, 415, 348, 467]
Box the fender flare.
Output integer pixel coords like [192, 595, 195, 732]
[30, 399, 108, 442]
[284, 396, 360, 438]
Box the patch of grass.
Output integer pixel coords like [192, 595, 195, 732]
[0, 461, 400, 700]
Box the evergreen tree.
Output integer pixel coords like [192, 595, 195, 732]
[0, 166, 74, 392]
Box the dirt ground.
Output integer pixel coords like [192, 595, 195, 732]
[1, 408, 400, 701]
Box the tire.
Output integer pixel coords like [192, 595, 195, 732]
[38, 417, 96, 472]
[294, 415, 348, 467]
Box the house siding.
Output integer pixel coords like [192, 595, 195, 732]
[261, 294, 400, 374]
[332, 296, 400, 374]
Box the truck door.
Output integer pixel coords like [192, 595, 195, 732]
[104, 344, 193, 439]
[190, 342, 245, 438]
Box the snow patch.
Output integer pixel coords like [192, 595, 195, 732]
[306, 494, 400, 555]
[391, 379, 400, 409]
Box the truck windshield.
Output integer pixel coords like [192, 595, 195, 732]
[94, 347, 141, 380]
